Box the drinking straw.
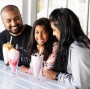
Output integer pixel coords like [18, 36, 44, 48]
[39, 47, 42, 56]
[16, 44, 18, 49]
[10, 36, 12, 45]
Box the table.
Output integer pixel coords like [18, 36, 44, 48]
[0, 60, 76, 89]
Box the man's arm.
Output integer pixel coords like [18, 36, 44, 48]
[0, 33, 4, 60]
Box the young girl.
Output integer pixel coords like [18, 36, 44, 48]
[20, 18, 58, 75]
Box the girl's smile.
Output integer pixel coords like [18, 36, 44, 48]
[35, 25, 49, 46]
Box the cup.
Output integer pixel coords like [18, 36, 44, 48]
[31, 54, 44, 78]
[3, 44, 9, 66]
[3, 42, 13, 69]
[9, 48, 19, 76]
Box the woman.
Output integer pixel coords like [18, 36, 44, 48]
[45, 8, 90, 89]
[20, 18, 58, 75]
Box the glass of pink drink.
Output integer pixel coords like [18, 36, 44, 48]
[9, 48, 19, 76]
[31, 54, 44, 79]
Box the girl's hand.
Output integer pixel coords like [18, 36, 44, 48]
[40, 67, 46, 76]
[20, 65, 29, 73]
[45, 69, 57, 80]
[40, 61, 47, 76]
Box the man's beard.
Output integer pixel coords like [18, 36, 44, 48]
[8, 24, 23, 34]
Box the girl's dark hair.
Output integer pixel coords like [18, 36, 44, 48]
[28, 18, 53, 61]
[49, 8, 90, 73]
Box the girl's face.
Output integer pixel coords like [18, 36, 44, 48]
[35, 25, 49, 46]
[51, 22, 60, 40]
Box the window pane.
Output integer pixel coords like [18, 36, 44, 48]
[37, 0, 67, 19]
[68, 0, 88, 35]
[48, 0, 67, 17]
[37, 0, 47, 19]
[88, 1, 90, 39]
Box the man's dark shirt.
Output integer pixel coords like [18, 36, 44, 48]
[0, 25, 32, 67]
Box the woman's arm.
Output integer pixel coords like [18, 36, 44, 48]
[45, 46, 90, 89]
[69, 46, 90, 89]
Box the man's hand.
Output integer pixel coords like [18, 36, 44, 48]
[45, 69, 57, 80]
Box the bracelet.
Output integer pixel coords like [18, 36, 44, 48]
[55, 73, 59, 80]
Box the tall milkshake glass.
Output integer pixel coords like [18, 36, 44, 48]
[3, 42, 13, 69]
[9, 47, 19, 76]
[31, 54, 44, 79]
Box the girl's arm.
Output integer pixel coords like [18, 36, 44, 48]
[20, 65, 29, 73]
[46, 42, 58, 69]
[20, 61, 33, 74]
[41, 42, 58, 76]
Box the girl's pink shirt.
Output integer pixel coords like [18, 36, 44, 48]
[27, 42, 58, 74]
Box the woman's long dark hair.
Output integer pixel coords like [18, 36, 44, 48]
[49, 8, 90, 73]
[28, 18, 53, 62]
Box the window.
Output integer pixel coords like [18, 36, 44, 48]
[37, 0, 67, 19]
[88, 0, 90, 38]
[37, 0, 48, 19]
[68, 0, 88, 35]
[48, 0, 67, 17]
[36, 0, 90, 38]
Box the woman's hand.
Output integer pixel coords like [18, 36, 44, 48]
[45, 69, 57, 80]
[20, 65, 29, 73]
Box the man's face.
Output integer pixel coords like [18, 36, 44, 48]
[1, 9, 23, 34]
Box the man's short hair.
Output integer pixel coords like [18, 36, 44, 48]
[1, 5, 20, 15]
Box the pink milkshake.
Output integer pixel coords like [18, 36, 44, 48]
[31, 54, 44, 78]
[9, 48, 19, 73]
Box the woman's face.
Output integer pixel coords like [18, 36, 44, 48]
[51, 22, 60, 40]
[35, 25, 49, 46]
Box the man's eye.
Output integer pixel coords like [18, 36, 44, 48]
[14, 17, 20, 21]
[6, 20, 11, 23]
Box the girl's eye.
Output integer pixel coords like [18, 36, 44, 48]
[42, 31, 47, 34]
[35, 31, 39, 34]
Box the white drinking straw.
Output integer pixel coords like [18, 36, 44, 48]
[10, 36, 12, 45]
[39, 47, 42, 56]
[16, 44, 18, 49]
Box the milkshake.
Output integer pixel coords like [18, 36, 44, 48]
[9, 48, 19, 73]
[31, 54, 43, 78]
[3, 42, 13, 65]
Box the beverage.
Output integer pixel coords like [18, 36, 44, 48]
[3, 42, 13, 65]
[31, 54, 43, 78]
[9, 48, 19, 73]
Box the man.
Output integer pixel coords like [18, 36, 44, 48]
[0, 5, 32, 67]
